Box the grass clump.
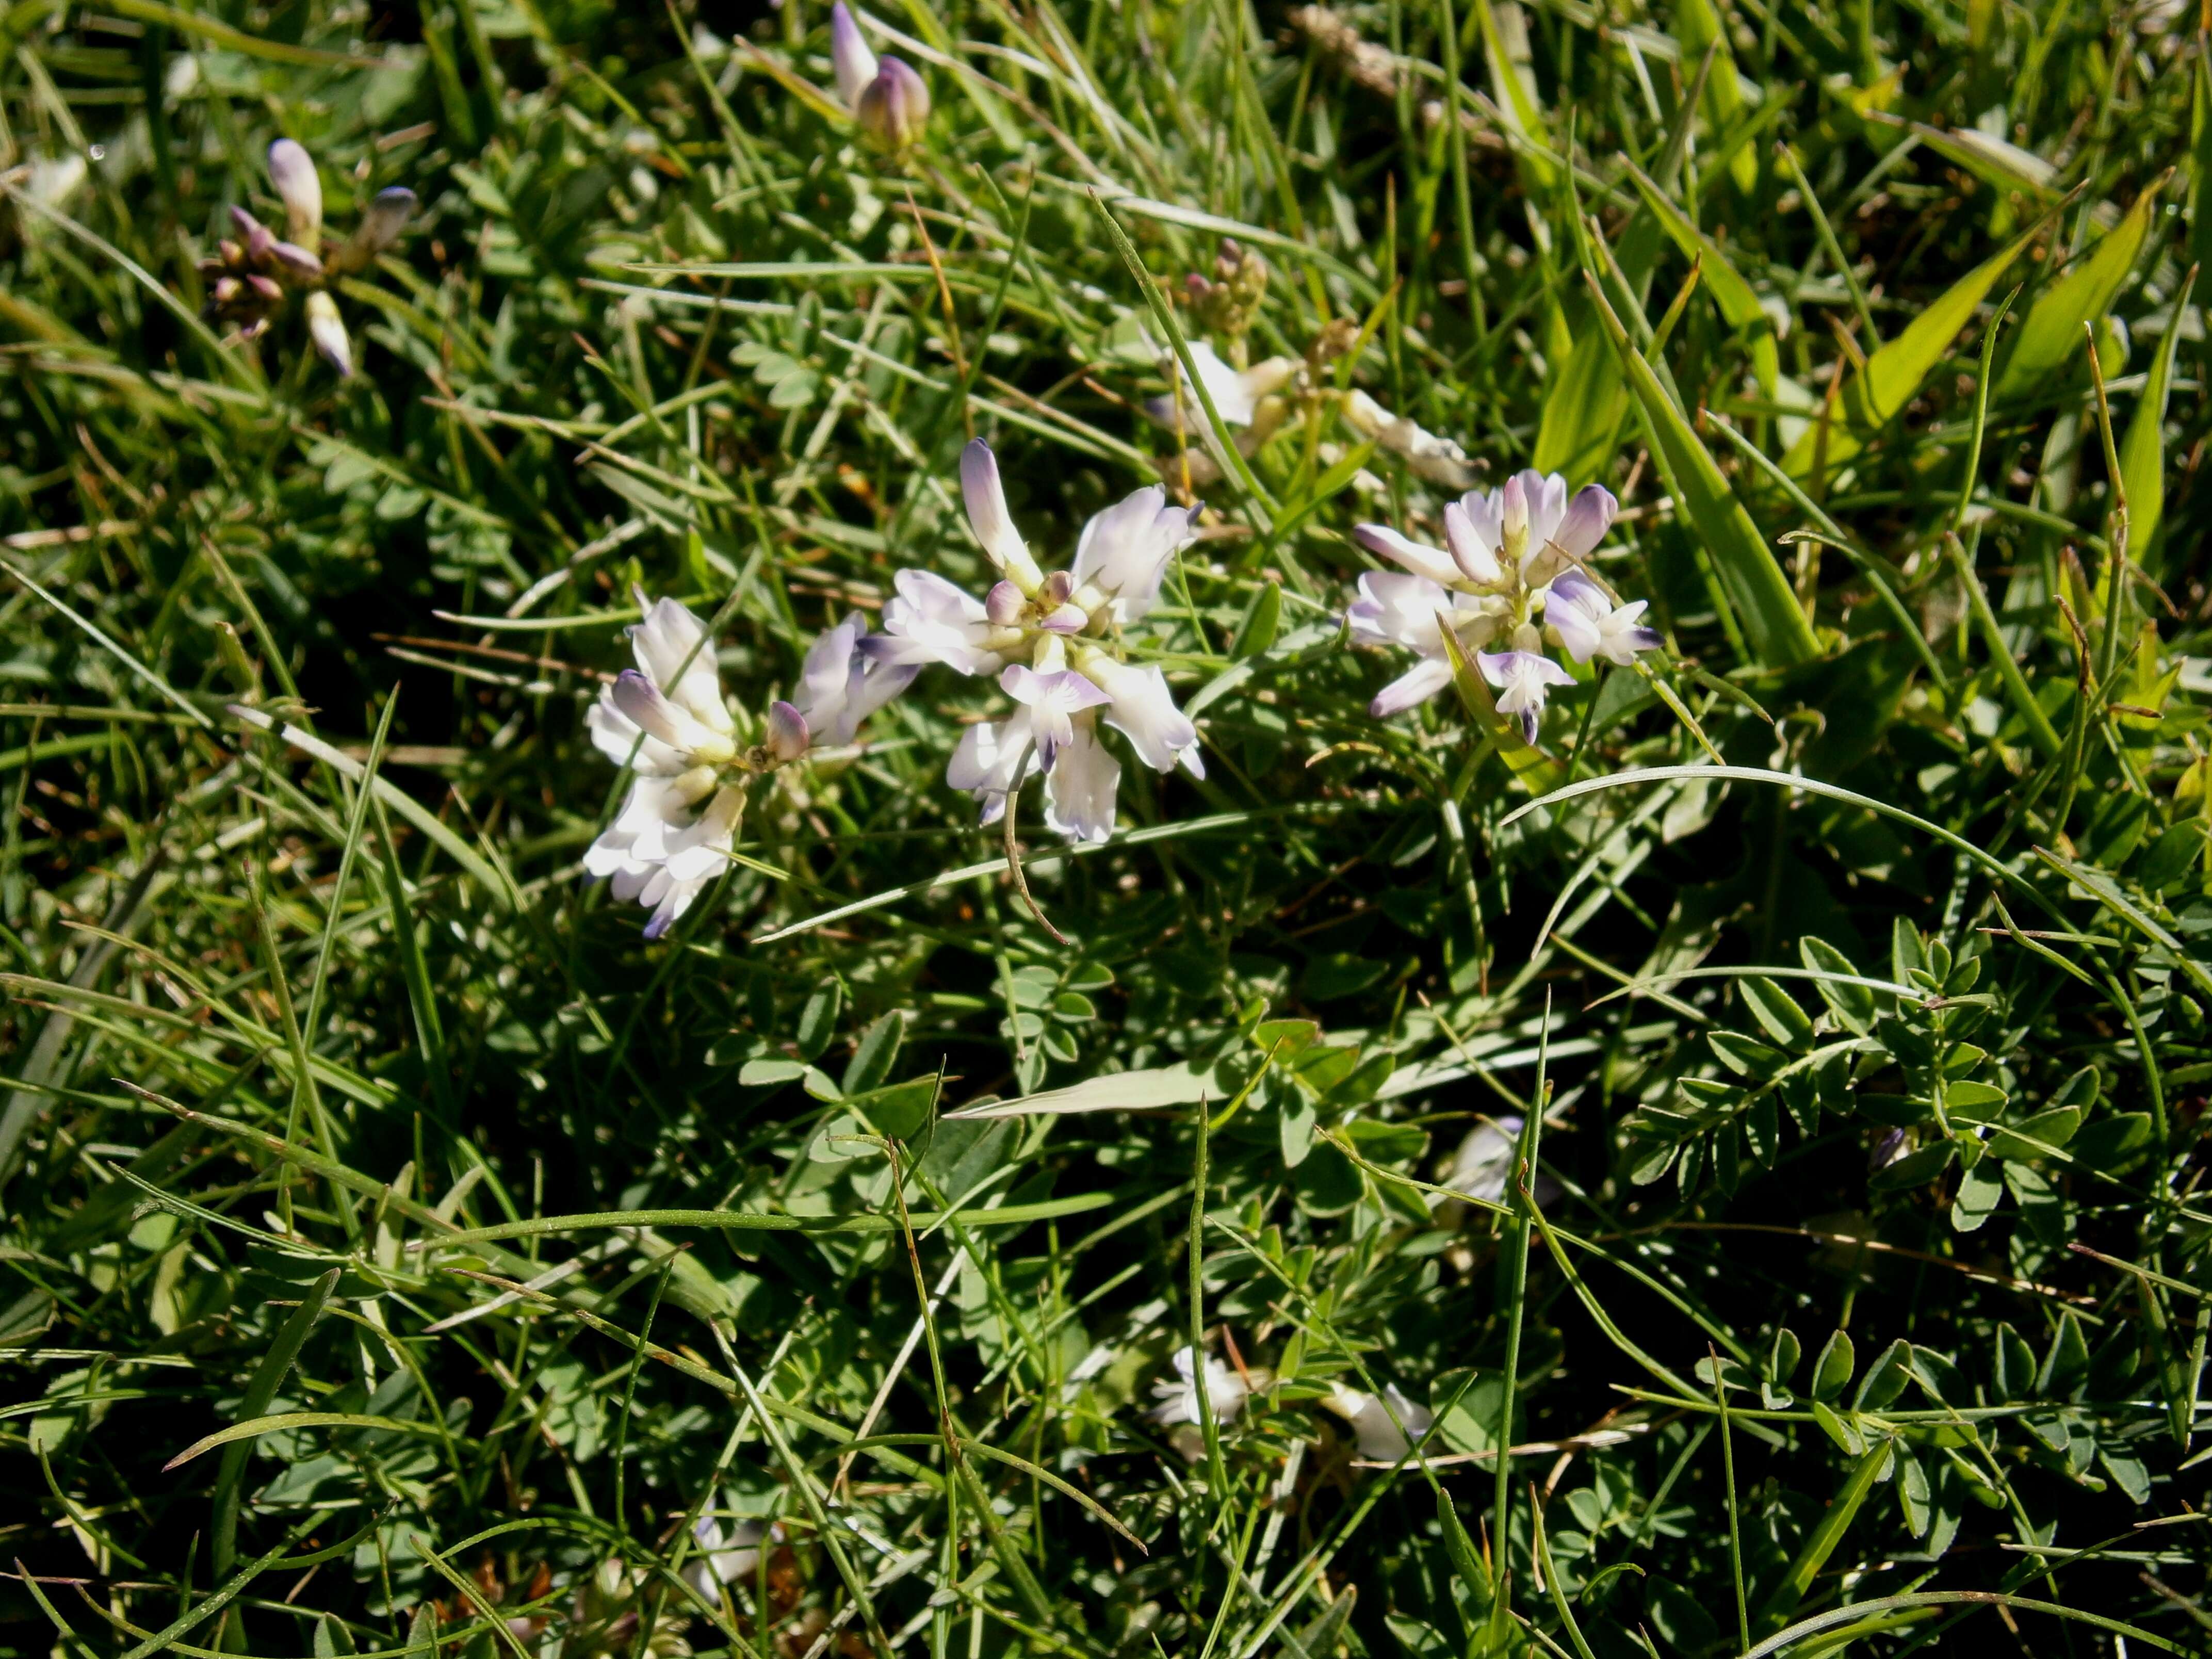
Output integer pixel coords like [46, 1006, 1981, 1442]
[3, 0, 2211, 1654]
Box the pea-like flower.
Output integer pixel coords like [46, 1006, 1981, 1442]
[584, 593, 910, 937]
[831, 2, 931, 150]
[1348, 467, 1658, 742]
[863, 439, 1206, 844]
[1321, 1381, 1435, 1461]
[201, 139, 416, 376]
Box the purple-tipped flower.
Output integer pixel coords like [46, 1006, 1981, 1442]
[829, 1, 879, 109]
[960, 439, 1046, 593]
[1544, 571, 1662, 668]
[1477, 649, 1574, 745]
[271, 240, 325, 281]
[857, 56, 930, 150]
[331, 186, 417, 275]
[765, 700, 810, 761]
[1001, 663, 1112, 773]
[266, 139, 323, 246]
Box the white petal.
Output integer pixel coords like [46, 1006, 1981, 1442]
[829, 1, 879, 110]
[267, 138, 322, 245]
[961, 440, 1044, 590]
[1370, 655, 1454, 718]
[1353, 524, 1460, 587]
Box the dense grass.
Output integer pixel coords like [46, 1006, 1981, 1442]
[4, 0, 2211, 1654]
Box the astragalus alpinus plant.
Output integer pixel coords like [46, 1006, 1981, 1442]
[5, 0, 2212, 1656]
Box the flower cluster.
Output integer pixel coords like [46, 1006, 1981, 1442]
[831, 2, 930, 151]
[861, 438, 1208, 843]
[201, 139, 415, 376]
[583, 591, 911, 936]
[1349, 468, 1661, 742]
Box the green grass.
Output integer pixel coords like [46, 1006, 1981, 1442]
[4, 0, 2212, 1655]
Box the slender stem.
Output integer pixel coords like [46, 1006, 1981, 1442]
[1713, 1344, 1750, 1652]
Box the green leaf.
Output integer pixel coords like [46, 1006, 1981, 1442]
[1868, 1141, 1956, 1191]
[211, 1268, 338, 1572]
[1801, 936, 1877, 1034]
[1995, 186, 2160, 398]
[1230, 581, 1281, 659]
[1988, 1106, 2083, 1160]
[1811, 1328, 1856, 1402]
[841, 1012, 904, 1096]
[1739, 975, 1814, 1048]
[1952, 1159, 2005, 1232]
[1585, 278, 1821, 668]
[1783, 223, 2039, 478]
[2120, 305, 2186, 555]
[1533, 327, 1630, 483]
[1752, 1439, 1892, 1633]
[1854, 1338, 1914, 1410]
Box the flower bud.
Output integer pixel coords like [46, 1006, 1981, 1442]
[267, 138, 323, 246]
[304, 289, 351, 376]
[1039, 604, 1089, 633]
[857, 57, 930, 150]
[829, 1, 879, 110]
[1499, 474, 1529, 560]
[271, 240, 324, 282]
[985, 580, 1026, 627]
[766, 699, 809, 761]
[1041, 568, 1075, 606]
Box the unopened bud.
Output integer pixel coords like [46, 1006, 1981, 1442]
[247, 273, 284, 303]
[304, 289, 351, 377]
[857, 57, 930, 150]
[1039, 603, 1088, 633]
[985, 580, 1026, 627]
[1499, 475, 1528, 559]
[267, 138, 324, 246]
[765, 700, 809, 761]
[1041, 568, 1075, 606]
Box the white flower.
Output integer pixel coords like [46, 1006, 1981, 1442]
[681, 1514, 767, 1601]
[617, 785, 743, 940]
[1341, 389, 1475, 489]
[1001, 663, 1112, 772]
[589, 593, 737, 775]
[1148, 1345, 1254, 1426]
[1344, 572, 1499, 717]
[1441, 1116, 1523, 1206]
[1076, 651, 1204, 777]
[1353, 523, 1462, 588]
[830, 3, 933, 148]
[267, 138, 322, 246]
[1144, 341, 1297, 430]
[1478, 648, 1574, 744]
[868, 569, 1003, 676]
[961, 439, 1048, 593]
[1070, 485, 1200, 624]
[1322, 1382, 1434, 1461]
[945, 719, 1037, 827]
[583, 773, 713, 892]
[1544, 571, 1662, 668]
[1044, 717, 1119, 844]
[829, 1, 878, 107]
[302, 290, 351, 377]
[792, 612, 916, 746]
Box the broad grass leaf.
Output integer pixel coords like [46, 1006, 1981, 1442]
[1995, 186, 2160, 398]
[1783, 223, 2039, 478]
[1585, 280, 1821, 667]
[1751, 1440, 1893, 1634]
[1532, 327, 1629, 482]
[1673, 0, 1756, 194]
[2120, 305, 2185, 557]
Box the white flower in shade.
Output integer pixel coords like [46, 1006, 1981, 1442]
[1143, 340, 1297, 431]
[1341, 389, 1475, 489]
[1077, 650, 1205, 777]
[1543, 571, 1662, 668]
[791, 612, 917, 746]
[1322, 1382, 1435, 1462]
[1148, 1345, 1257, 1426]
[1001, 663, 1112, 771]
[1070, 485, 1201, 624]
[1442, 1115, 1523, 1207]
[945, 719, 1037, 827]
[1478, 649, 1575, 744]
[1045, 717, 1120, 844]
[267, 138, 323, 245]
[681, 1513, 767, 1602]
[868, 568, 1004, 676]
